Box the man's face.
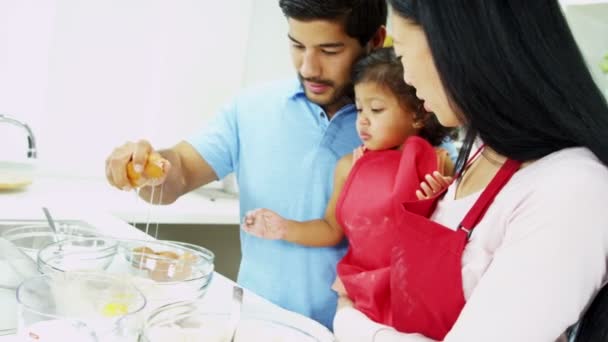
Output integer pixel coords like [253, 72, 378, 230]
[287, 18, 367, 114]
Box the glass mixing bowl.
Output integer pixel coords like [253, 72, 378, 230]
[37, 237, 118, 274]
[139, 300, 335, 342]
[37, 237, 215, 314]
[117, 240, 215, 311]
[17, 271, 146, 341]
[2, 223, 99, 260]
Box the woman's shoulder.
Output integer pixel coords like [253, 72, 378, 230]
[524, 147, 608, 183]
[508, 147, 608, 208]
[493, 147, 608, 249]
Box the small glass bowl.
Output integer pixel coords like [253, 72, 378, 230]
[119, 240, 214, 282]
[118, 240, 215, 310]
[140, 300, 331, 342]
[2, 223, 99, 260]
[37, 237, 118, 274]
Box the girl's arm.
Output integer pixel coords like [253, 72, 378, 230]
[242, 153, 353, 247]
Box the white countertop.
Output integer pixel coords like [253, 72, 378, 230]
[0, 174, 241, 225]
[0, 174, 333, 341]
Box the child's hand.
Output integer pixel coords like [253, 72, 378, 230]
[416, 171, 453, 200]
[337, 295, 354, 310]
[241, 208, 288, 240]
[331, 276, 348, 297]
[352, 146, 366, 166]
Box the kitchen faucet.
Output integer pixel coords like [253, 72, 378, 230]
[0, 114, 37, 158]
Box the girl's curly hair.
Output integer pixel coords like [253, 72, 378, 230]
[352, 47, 456, 146]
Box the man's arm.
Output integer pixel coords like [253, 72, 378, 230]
[107, 95, 240, 204]
[139, 141, 219, 204]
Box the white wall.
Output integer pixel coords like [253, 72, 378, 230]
[0, 0, 256, 177]
[242, 1, 294, 86]
[0, 1, 56, 162]
[562, 3, 608, 99]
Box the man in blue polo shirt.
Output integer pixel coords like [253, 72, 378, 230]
[106, 0, 388, 329]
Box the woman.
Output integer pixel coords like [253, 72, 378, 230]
[333, 1, 608, 341]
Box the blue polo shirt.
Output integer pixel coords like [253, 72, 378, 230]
[188, 79, 359, 329]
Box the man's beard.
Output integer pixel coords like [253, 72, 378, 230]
[298, 73, 354, 107]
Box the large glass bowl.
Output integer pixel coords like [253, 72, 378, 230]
[139, 300, 335, 342]
[17, 271, 146, 341]
[117, 240, 215, 311]
[2, 223, 99, 260]
[37, 237, 118, 274]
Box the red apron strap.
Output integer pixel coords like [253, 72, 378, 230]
[459, 159, 521, 236]
[453, 144, 485, 180]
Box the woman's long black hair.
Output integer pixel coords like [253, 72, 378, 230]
[389, 0, 608, 172]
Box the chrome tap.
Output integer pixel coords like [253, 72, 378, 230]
[0, 114, 37, 158]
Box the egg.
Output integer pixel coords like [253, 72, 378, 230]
[126, 154, 167, 187]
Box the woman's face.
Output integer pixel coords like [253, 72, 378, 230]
[389, 13, 461, 127]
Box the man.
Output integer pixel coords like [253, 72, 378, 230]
[106, 0, 387, 328]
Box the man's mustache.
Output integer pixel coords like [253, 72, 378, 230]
[298, 74, 334, 87]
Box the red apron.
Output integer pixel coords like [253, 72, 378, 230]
[390, 155, 521, 340]
[336, 136, 439, 325]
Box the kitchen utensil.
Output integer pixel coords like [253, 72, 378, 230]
[42, 207, 58, 235]
[228, 286, 243, 341]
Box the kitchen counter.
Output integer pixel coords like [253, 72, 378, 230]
[0, 175, 333, 341]
[0, 174, 241, 225]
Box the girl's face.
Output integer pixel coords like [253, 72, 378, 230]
[389, 13, 461, 127]
[355, 81, 416, 151]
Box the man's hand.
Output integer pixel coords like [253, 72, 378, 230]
[241, 208, 288, 240]
[105, 140, 170, 190]
[415, 171, 452, 200]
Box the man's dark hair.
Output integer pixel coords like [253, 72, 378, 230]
[279, 0, 387, 46]
[352, 47, 455, 146]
